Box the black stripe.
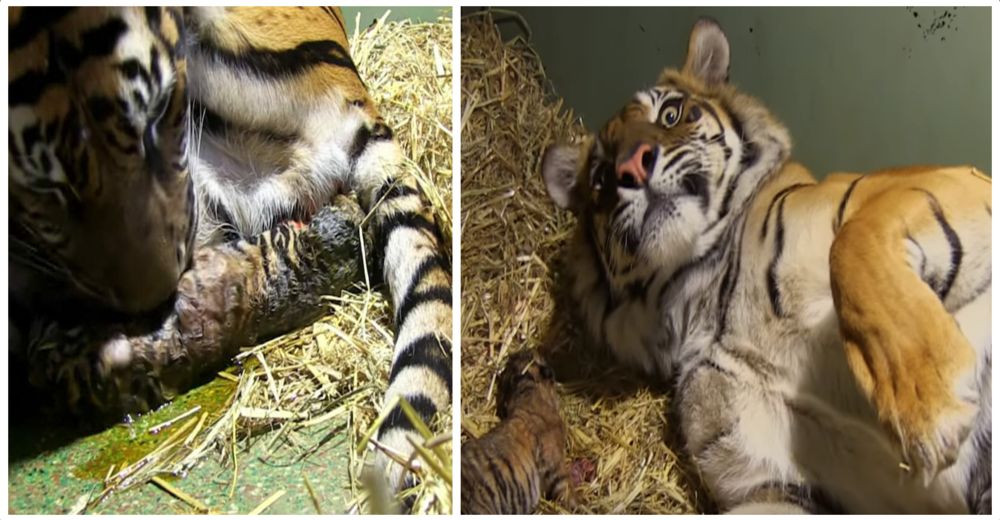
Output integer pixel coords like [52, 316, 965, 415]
[349, 122, 394, 162]
[387, 334, 453, 393]
[470, 459, 501, 510]
[209, 201, 242, 241]
[526, 469, 540, 509]
[9, 70, 59, 106]
[675, 358, 727, 403]
[149, 47, 163, 87]
[373, 211, 441, 266]
[716, 222, 746, 340]
[661, 148, 690, 174]
[376, 393, 438, 437]
[719, 145, 733, 172]
[20, 124, 42, 154]
[190, 101, 296, 143]
[761, 183, 809, 242]
[144, 7, 161, 28]
[395, 287, 452, 330]
[143, 7, 168, 53]
[677, 357, 736, 397]
[256, 231, 274, 280]
[54, 17, 129, 71]
[716, 167, 740, 220]
[403, 255, 447, 296]
[657, 218, 732, 305]
[766, 190, 794, 317]
[498, 455, 526, 512]
[719, 344, 778, 379]
[834, 176, 863, 231]
[919, 189, 963, 301]
[373, 179, 420, 205]
[119, 58, 153, 92]
[680, 166, 710, 211]
[739, 141, 760, 170]
[486, 455, 515, 511]
[166, 8, 186, 58]
[9, 7, 76, 49]
[196, 36, 359, 78]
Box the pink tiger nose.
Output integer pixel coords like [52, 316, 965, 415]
[616, 143, 656, 188]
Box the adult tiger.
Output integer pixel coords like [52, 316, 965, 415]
[8, 6, 451, 496]
[542, 18, 990, 514]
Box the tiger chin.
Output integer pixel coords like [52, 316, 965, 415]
[542, 18, 990, 514]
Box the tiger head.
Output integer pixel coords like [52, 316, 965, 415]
[543, 18, 791, 302]
[496, 350, 559, 420]
[9, 7, 195, 314]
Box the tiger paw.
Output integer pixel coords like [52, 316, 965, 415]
[898, 398, 976, 485]
[841, 303, 979, 484]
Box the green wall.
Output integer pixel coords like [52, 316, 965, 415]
[343, 6, 450, 30]
[495, 7, 990, 176]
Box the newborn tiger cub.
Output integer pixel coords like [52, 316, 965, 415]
[461, 350, 575, 514]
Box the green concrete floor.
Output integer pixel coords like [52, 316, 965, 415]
[9, 376, 353, 514]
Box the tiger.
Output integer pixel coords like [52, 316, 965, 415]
[460, 350, 575, 514]
[541, 17, 990, 514]
[8, 6, 452, 497]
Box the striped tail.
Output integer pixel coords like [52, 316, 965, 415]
[355, 136, 453, 494]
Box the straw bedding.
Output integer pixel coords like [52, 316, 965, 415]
[460, 12, 704, 514]
[83, 12, 453, 515]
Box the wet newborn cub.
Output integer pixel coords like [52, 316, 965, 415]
[461, 350, 575, 514]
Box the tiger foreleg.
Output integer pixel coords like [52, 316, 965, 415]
[25, 197, 367, 416]
[830, 187, 978, 482]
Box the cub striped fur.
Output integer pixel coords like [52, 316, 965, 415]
[461, 350, 575, 514]
[542, 18, 990, 514]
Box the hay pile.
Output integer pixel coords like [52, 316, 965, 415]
[84, 11, 453, 515]
[460, 12, 703, 514]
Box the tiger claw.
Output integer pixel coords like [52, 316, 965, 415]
[899, 400, 976, 485]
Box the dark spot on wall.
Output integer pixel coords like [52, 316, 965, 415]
[748, 26, 754, 33]
[909, 7, 960, 41]
[639, 24, 645, 33]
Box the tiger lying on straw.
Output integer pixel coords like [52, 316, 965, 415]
[461, 350, 575, 514]
[542, 18, 990, 514]
[9, 6, 451, 499]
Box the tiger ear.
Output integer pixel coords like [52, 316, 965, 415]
[542, 142, 584, 211]
[682, 18, 730, 85]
